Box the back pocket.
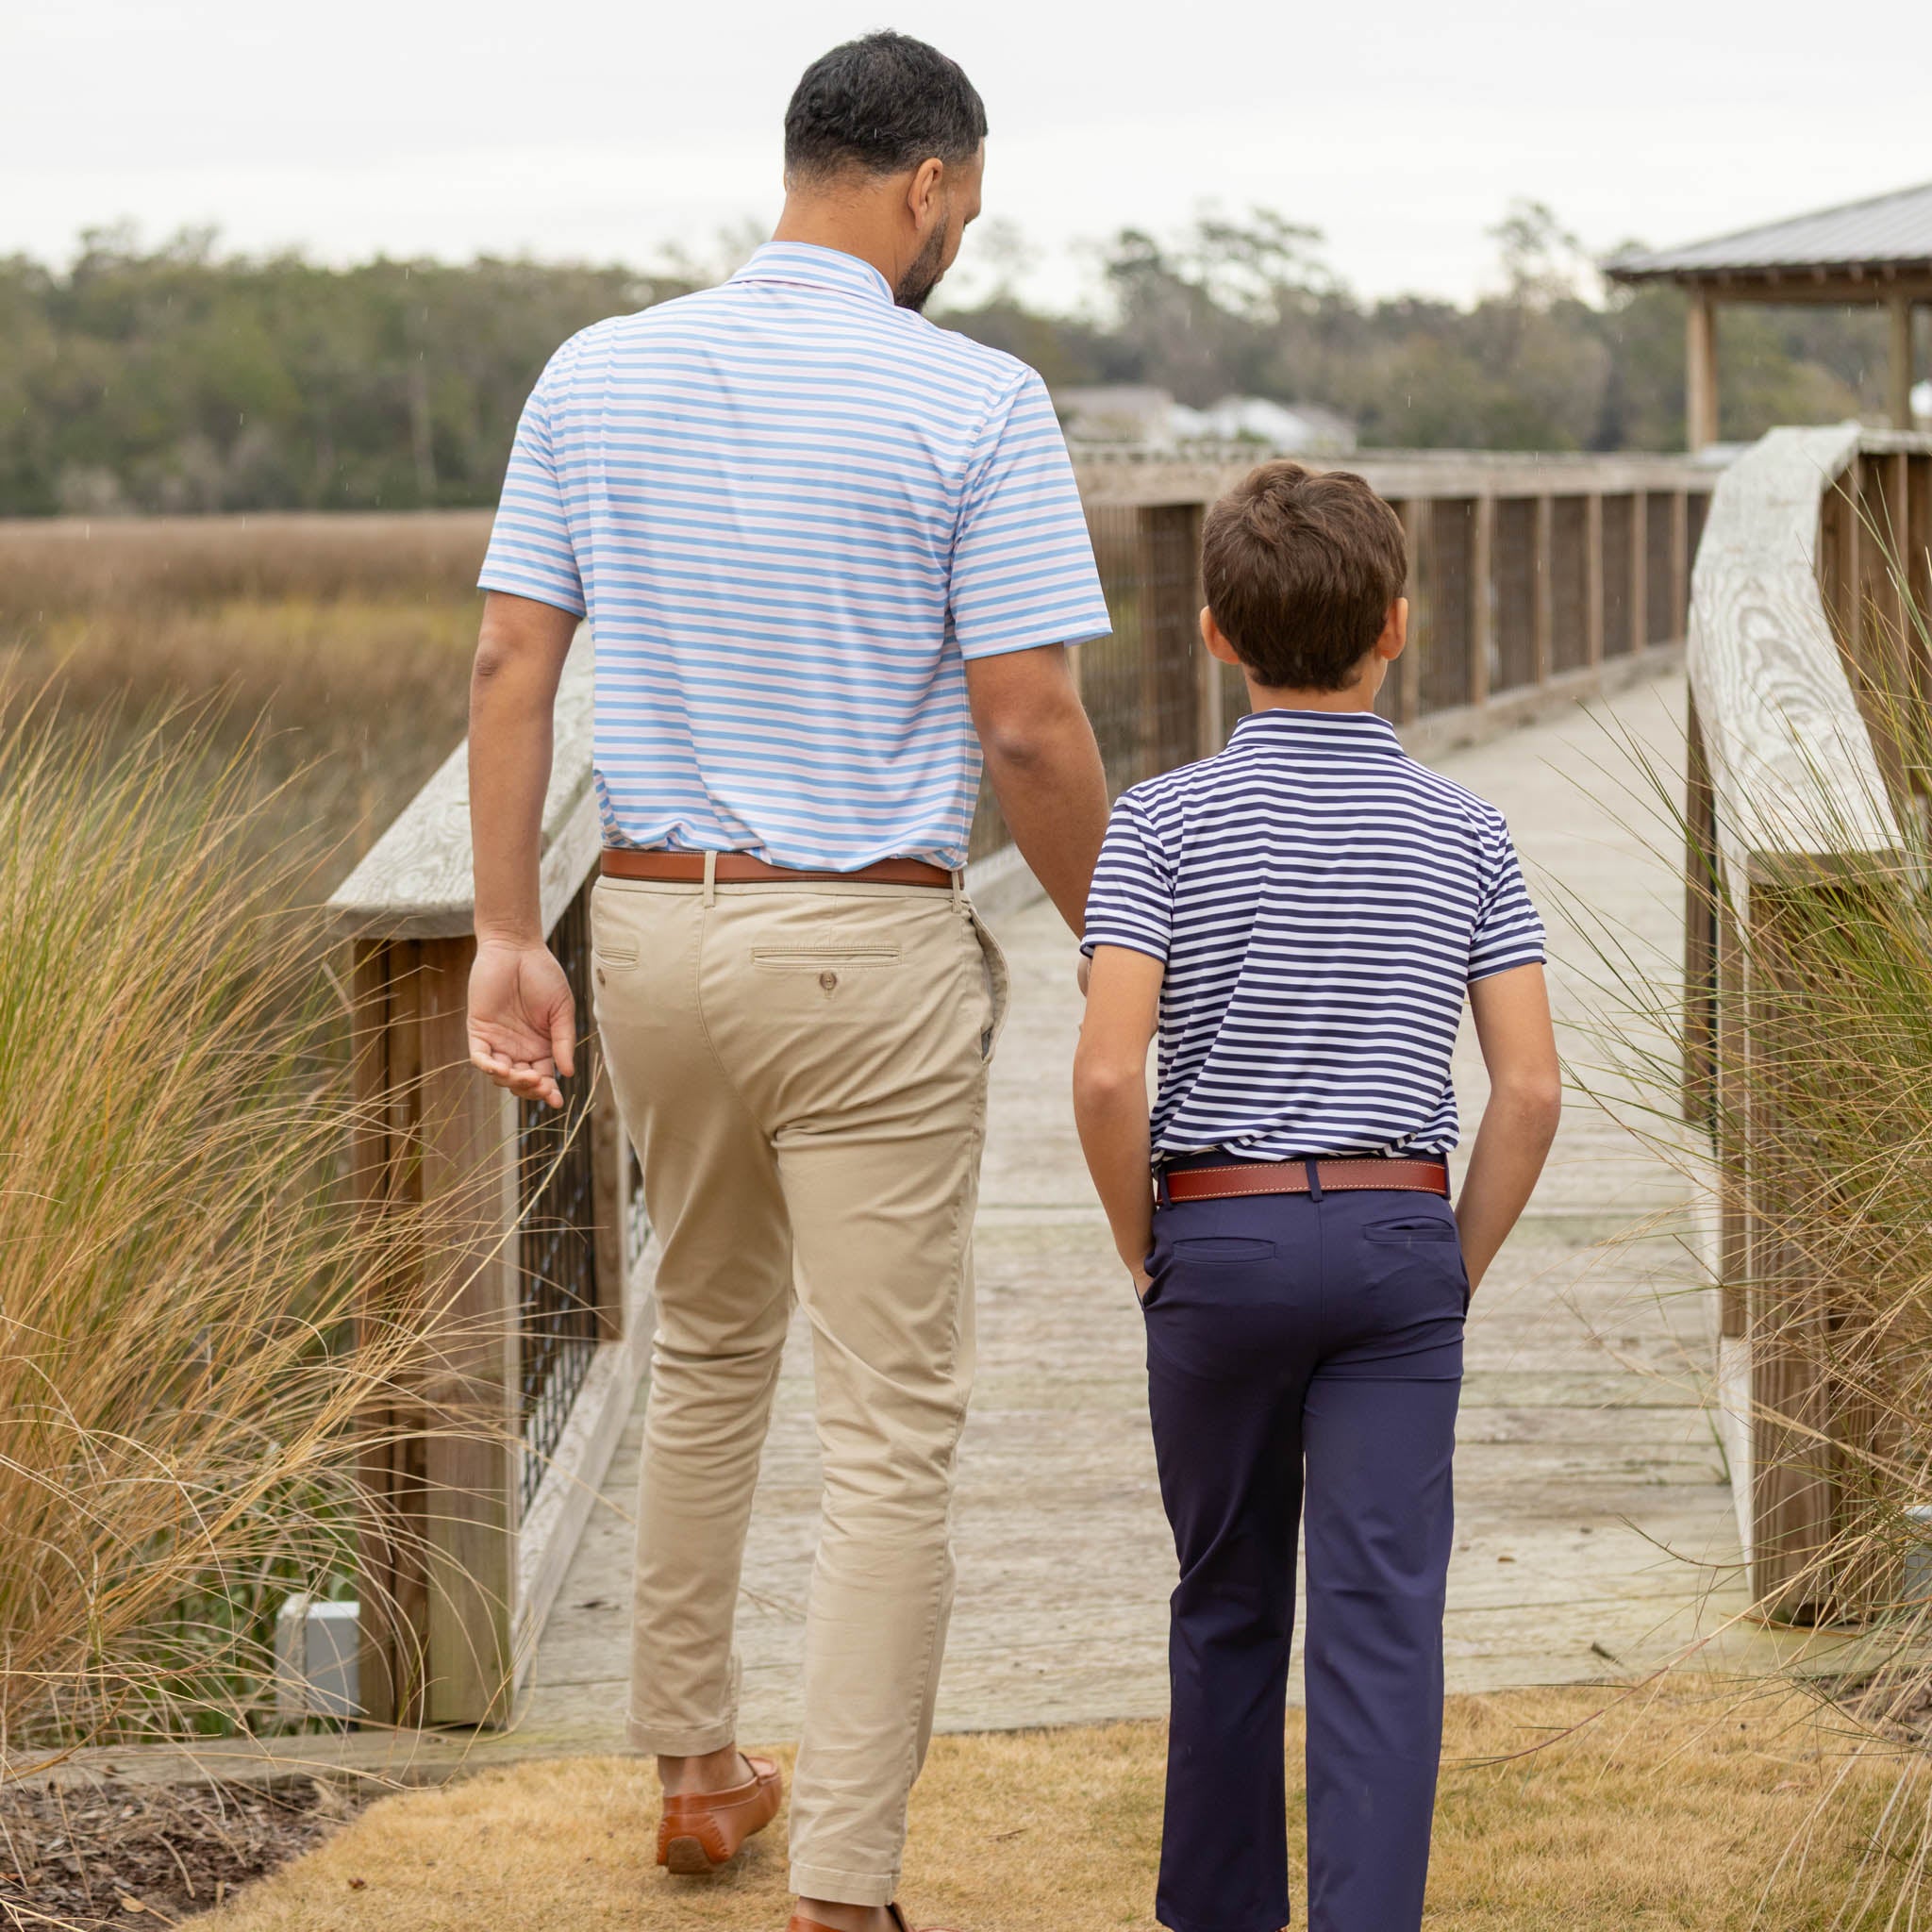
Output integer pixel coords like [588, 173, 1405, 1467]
[1172, 1237, 1277, 1265]
[1364, 1215, 1458, 1245]
[752, 943, 902, 971]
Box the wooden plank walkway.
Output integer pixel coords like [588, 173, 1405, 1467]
[514, 666, 1778, 1753]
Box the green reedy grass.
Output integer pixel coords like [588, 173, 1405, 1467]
[0, 695, 475, 1756]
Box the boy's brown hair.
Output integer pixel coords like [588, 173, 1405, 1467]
[1201, 461, 1407, 691]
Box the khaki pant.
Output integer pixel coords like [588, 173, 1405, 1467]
[590, 871, 1009, 1907]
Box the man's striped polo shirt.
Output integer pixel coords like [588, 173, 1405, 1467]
[477, 241, 1112, 872]
[1082, 708, 1546, 1161]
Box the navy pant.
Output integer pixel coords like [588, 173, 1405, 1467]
[1141, 1174, 1466, 1932]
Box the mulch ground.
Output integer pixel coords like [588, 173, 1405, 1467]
[0, 1774, 367, 1929]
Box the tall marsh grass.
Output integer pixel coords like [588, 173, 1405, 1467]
[1576, 525, 1932, 1918]
[0, 513, 489, 887]
[0, 696, 468, 1756]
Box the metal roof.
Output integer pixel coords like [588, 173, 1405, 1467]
[1604, 179, 1932, 283]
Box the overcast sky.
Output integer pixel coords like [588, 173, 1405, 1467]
[6, 0, 1926, 310]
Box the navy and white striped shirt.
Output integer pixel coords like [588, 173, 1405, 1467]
[1081, 708, 1545, 1160]
[477, 242, 1112, 871]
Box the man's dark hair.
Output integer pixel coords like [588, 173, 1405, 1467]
[1201, 462, 1407, 691]
[784, 32, 987, 182]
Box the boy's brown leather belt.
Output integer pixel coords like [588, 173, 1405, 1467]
[1161, 1158, 1451, 1202]
[600, 850, 954, 889]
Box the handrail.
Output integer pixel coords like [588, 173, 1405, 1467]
[1688, 424, 1932, 1622]
[328, 628, 599, 943]
[1687, 425, 1901, 907]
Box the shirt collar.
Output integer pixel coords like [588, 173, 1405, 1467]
[729, 241, 894, 308]
[1228, 708, 1405, 752]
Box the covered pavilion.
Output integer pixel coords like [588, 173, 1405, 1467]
[1606, 179, 1932, 449]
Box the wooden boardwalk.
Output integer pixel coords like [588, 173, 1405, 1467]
[515, 666, 1772, 1752]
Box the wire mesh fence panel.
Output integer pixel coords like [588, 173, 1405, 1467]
[1551, 496, 1591, 674]
[1601, 494, 1635, 658]
[1493, 498, 1538, 692]
[1083, 504, 1155, 796]
[516, 877, 601, 1509]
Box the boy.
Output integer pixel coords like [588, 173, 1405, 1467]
[1073, 461, 1562, 1932]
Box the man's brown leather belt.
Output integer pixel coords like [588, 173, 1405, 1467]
[600, 849, 954, 889]
[1161, 1158, 1451, 1203]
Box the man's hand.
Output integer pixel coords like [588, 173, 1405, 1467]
[469, 938, 576, 1109]
[1129, 1261, 1154, 1303]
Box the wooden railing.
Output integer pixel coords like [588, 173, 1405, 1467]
[1684, 425, 1932, 1619]
[328, 448, 1713, 1727]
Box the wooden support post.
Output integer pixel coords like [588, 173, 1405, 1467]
[1584, 492, 1605, 669]
[1629, 495, 1649, 654]
[1470, 494, 1494, 708]
[416, 935, 519, 1729]
[1532, 494, 1555, 688]
[1398, 498, 1427, 724]
[1670, 490, 1690, 643]
[1687, 286, 1720, 450]
[1888, 293, 1915, 432]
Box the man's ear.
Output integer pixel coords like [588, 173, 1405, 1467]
[1200, 605, 1241, 665]
[1374, 596, 1409, 661]
[906, 157, 946, 233]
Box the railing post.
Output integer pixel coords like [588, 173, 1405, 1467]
[1533, 494, 1555, 689]
[1670, 490, 1690, 641]
[1629, 493, 1649, 655]
[1470, 494, 1494, 708]
[1585, 492, 1605, 670]
[1398, 498, 1427, 725]
[416, 935, 519, 1728]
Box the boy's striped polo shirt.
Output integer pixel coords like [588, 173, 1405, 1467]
[1081, 708, 1546, 1161]
[477, 241, 1112, 873]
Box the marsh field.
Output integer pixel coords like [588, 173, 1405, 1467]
[0, 510, 493, 888]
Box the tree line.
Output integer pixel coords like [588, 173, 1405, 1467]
[0, 207, 1890, 518]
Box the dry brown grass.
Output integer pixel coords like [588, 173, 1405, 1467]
[0, 511, 493, 887]
[192, 1681, 1924, 1930]
[0, 512, 492, 619]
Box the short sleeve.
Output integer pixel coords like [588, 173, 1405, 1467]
[1081, 794, 1174, 962]
[478, 349, 586, 617]
[1469, 817, 1546, 981]
[949, 368, 1112, 659]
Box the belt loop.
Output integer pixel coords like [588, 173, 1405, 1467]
[1304, 1158, 1323, 1203]
[1154, 1164, 1172, 1210]
[951, 866, 966, 911]
[702, 849, 718, 908]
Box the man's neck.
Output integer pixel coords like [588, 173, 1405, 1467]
[770, 201, 899, 294]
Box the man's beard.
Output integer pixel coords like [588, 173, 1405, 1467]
[893, 224, 949, 313]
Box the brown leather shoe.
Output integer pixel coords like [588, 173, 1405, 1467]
[786, 1907, 956, 1932]
[657, 1753, 783, 1874]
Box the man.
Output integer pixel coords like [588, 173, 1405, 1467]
[465, 32, 1112, 1932]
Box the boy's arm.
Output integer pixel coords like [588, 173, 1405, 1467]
[1457, 962, 1563, 1293]
[1073, 944, 1165, 1296]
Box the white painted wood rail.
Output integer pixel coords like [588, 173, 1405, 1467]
[1687, 425, 1901, 914]
[330, 627, 601, 942]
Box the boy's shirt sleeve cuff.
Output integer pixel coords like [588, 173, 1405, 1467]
[1080, 928, 1171, 963]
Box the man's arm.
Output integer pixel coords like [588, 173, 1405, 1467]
[965, 644, 1109, 933]
[1073, 943, 1165, 1294]
[466, 590, 581, 1110]
[1456, 963, 1563, 1292]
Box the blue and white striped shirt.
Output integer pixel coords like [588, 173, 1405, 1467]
[477, 242, 1112, 870]
[1082, 708, 1545, 1160]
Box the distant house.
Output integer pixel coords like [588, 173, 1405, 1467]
[1053, 385, 1357, 456]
